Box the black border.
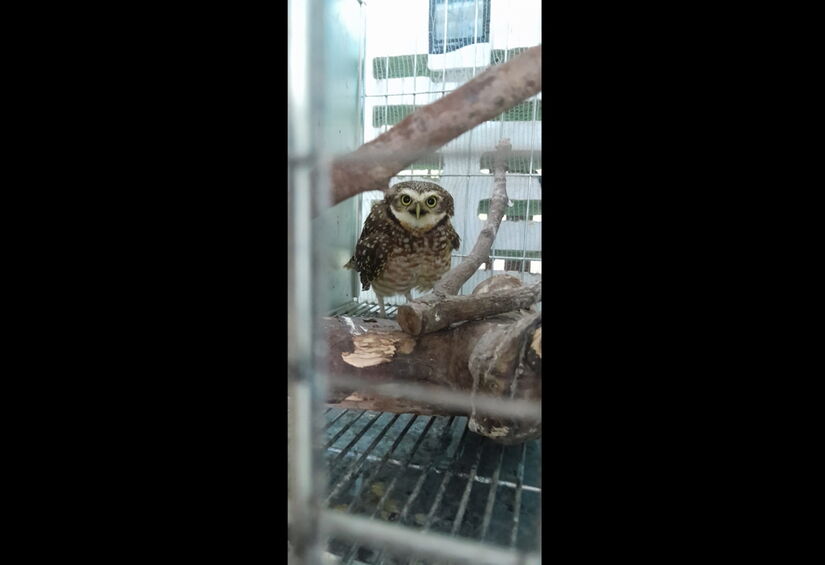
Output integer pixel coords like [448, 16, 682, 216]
[30, 0, 796, 559]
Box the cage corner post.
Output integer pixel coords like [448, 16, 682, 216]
[288, 0, 333, 563]
[290, 0, 367, 562]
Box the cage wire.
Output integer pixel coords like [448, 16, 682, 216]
[289, 1, 542, 564]
[358, 0, 542, 308]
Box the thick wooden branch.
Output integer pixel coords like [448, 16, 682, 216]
[328, 46, 541, 208]
[323, 312, 541, 443]
[397, 279, 541, 336]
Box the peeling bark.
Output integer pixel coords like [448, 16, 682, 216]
[467, 312, 542, 444]
[323, 308, 541, 444]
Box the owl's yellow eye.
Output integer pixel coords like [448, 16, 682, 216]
[425, 196, 437, 208]
[400, 194, 412, 206]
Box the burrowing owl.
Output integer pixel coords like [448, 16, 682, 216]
[345, 181, 460, 317]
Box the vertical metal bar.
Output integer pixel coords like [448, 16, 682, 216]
[498, 0, 512, 141]
[457, 0, 482, 297]
[520, 92, 540, 283]
[288, 379, 316, 563]
[353, 0, 368, 301]
[536, 441, 542, 557]
[441, 0, 449, 90]
[356, 0, 367, 147]
[384, 49, 390, 135]
[288, 0, 328, 561]
[412, 14, 418, 122]
[473, 0, 480, 68]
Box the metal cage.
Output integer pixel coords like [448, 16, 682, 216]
[288, 1, 542, 563]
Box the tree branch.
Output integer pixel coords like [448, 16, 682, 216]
[433, 138, 512, 296]
[328, 45, 541, 209]
[397, 280, 541, 336]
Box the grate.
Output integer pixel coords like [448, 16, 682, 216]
[330, 300, 400, 319]
[323, 408, 541, 564]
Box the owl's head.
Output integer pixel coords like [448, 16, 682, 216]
[386, 181, 455, 233]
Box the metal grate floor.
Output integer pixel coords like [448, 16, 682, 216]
[328, 300, 400, 319]
[324, 409, 542, 564]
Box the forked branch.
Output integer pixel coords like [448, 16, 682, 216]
[397, 139, 541, 336]
[433, 138, 512, 296]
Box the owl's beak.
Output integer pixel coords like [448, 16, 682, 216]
[415, 202, 421, 219]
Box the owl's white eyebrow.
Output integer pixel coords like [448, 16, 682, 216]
[398, 190, 439, 200]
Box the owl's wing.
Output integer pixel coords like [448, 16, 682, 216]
[348, 204, 390, 291]
[448, 225, 461, 251]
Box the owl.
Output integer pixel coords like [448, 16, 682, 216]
[345, 181, 461, 317]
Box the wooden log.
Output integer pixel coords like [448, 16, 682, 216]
[396, 280, 541, 336]
[323, 311, 541, 443]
